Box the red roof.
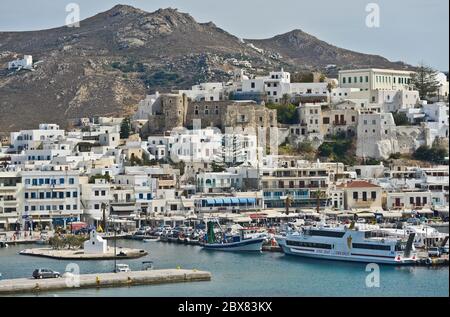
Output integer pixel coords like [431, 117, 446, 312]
[337, 181, 380, 188]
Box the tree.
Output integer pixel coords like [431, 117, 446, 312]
[281, 93, 291, 105]
[413, 145, 447, 163]
[392, 111, 410, 126]
[410, 63, 440, 100]
[120, 117, 132, 139]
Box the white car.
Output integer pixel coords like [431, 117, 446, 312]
[115, 264, 131, 273]
[428, 247, 441, 257]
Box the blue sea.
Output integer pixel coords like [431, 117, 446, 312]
[0, 240, 448, 297]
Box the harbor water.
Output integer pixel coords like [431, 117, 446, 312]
[0, 240, 448, 297]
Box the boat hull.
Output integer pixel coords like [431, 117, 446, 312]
[203, 238, 265, 252]
[277, 237, 416, 265]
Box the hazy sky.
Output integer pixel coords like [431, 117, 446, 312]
[0, 0, 448, 70]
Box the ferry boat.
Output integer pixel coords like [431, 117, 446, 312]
[276, 222, 417, 264]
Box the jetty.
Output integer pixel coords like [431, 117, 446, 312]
[19, 247, 148, 260]
[0, 269, 211, 295]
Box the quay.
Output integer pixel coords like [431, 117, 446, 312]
[0, 269, 212, 295]
[19, 247, 148, 260]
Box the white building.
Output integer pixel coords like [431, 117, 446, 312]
[10, 124, 65, 152]
[338, 68, 415, 92]
[83, 230, 107, 254]
[21, 168, 82, 230]
[8, 55, 33, 70]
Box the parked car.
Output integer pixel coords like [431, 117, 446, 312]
[440, 244, 449, 254]
[32, 268, 61, 279]
[406, 218, 421, 225]
[115, 264, 131, 273]
[428, 247, 441, 257]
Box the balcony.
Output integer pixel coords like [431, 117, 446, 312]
[333, 121, 347, 126]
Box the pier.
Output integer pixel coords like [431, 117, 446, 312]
[19, 247, 148, 260]
[0, 269, 212, 295]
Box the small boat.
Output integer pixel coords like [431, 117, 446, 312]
[0, 242, 8, 248]
[142, 237, 159, 242]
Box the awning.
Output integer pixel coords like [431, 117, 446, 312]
[231, 198, 240, 204]
[0, 220, 6, 224]
[238, 198, 248, 204]
[382, 212, 403, 218]
[416, 209, 433, 214]
[112, 205, 135, 212]
[324, 210, 342, 215]
[356, 212, 375, 218]
[214, 198, 224, 205]
[247, 198, 256, 204]
[249, 213, 267, 219]
[7, 218, 18, 223]
[206, 199, 215, 205]
[181, 200, 195, 208]
[233, 217, 252, 223]
[337, 213, 354, 218]
[222, 198, 232, 204]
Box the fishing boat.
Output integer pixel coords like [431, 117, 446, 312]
[276, 221, 418, 265]
[202, 220, 266, 252]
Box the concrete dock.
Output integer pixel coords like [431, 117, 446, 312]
[0, 269, 211, 295]
[19, 247, 148, 260]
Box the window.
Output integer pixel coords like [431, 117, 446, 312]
[251, 82, 255, 89]
[69, 178, 75, 185]
[353, 192, 358, 200]
[286, 240, 333, 249]
[323, 117, 330, 124]
[365, 76, 369, 82]
[352, 243, 391, 251]
[343, 77, 346, 84]
[371, 191, 377, 200]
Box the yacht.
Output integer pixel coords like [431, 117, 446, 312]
[276, 222, 417, 264]
[379, 224, 449, 248]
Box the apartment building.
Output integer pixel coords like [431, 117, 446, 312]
[0, 172, 23, 231]
[21, 168, 82, 230]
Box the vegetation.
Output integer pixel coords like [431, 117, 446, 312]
[211, 161, 226, 172]
[141, 70, 182, 87]
[120, 117, 132, 139]
[265, 103, 299, 124]
[410, 63, 441, 100]
[291, 72, 314, 83]
[111, 60, 145, 73]
[389, 152, 402, 160]
[392, 111, 410, 126]
[318, 132, 356, 165]
[49, 234, 88, 250]
[413, 145, 448, 164]
[88, 173, 111, 183]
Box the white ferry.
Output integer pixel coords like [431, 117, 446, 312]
[276, 222, 418, 265]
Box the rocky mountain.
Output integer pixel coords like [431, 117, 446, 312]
[0, 4, 412, 133]
[246, 29, 410, 70]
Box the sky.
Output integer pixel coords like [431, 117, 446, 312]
[0, 0, 448, 70]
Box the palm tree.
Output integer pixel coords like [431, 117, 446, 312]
[314, 189, 328, 214]
[285, 194, 293, 215]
